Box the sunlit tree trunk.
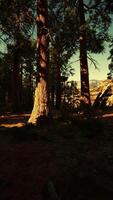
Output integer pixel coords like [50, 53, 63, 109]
[78, 0, 91, 109]
[28, 0, 49, 124]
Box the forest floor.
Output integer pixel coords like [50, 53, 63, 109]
[0, 110, 113, 200]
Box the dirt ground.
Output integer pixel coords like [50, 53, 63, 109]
[0, 111, 113, 200]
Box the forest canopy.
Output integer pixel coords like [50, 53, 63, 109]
[0, 0, 113, 121]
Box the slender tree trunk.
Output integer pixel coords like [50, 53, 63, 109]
[51, 77, 55, 108]
[20, 64, 23, 109]
[78, 0, 91, 110]
[55, 61, 61, 109]
[28, 64, 33, 109]
[11, 5, 21, 111]
[12, 47, 21, 111]
[7, 72, 12, 108]
[28, 0, 49, 124]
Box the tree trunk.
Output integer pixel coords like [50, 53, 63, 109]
[51, 78, 55, 108]
[28, 0, 49, 124]
[78, 0, 91, 110]
[11, 48, 21, 111]
[28, 66, 33, 109]
[55, 62, 61, 109]
[11, 5, 21, 112]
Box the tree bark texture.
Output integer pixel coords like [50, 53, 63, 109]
[78, 0, 91, 109]
[28, 0, 49, 124]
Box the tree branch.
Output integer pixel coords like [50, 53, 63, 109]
[68, 59, 80, 65]
[87, 54, 99, 70]
[83, 0, 103, 10]
[0, 36, 8, 45]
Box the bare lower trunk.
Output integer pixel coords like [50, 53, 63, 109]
[28, 78, 48, 124]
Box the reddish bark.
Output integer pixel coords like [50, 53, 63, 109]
[28, 0, 49, 124]
[78, 0, 91, 109]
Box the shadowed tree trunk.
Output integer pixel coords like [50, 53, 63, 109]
[11, 4, 22, 112]
[28, 64, 33, 109]
[55, 60, 61, 109]
[51, 74, 55, 108]
[12, 46, 21, 111]
[78, 0, 91, 110]
[28, 0, 49, 124]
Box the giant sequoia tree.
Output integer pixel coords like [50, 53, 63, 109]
[28, 0, 49, 124]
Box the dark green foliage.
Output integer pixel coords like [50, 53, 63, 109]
[0, 0, 35, 38]
[0, 0, 36, 111]
[0, 0, 113, 112]
[48, 0, 79, 75]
